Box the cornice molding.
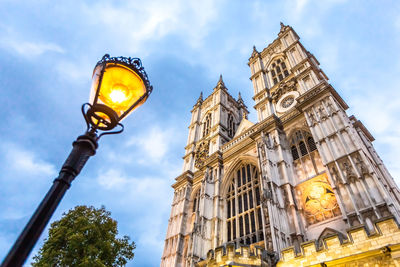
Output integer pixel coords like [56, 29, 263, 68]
[172, 170, 194, 189]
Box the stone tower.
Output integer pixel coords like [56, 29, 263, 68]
[161, 23, 400, 267]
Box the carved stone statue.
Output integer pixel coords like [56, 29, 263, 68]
[326, 100, 336, 115]
[308, 111, 317, 125]
[356, 155, 368, 175]
[318, 105, 328, 120]
[330, 166, 341, 185]
[343, 161, 355, 181]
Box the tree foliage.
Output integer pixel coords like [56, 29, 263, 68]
[32, 205, 135, 267]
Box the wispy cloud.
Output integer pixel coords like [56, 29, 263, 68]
[80, 0, 220, 54]
[95, 167, 172, 262]
[126, 125, 175, 164]
[1, 142, 56, 177]
[0, 37, 64, 58]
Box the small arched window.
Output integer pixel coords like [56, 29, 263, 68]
[270, 58, 289, 86]
[228, 114, 235, 138]
[203, 114, 212, 137]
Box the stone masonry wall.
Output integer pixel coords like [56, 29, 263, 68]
[278, 217, 400, 266]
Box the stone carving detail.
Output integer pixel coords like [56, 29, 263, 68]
[308, 111, 317, 126]
[204, 167, 213, 183]
[193, 222, 202, 235]
[330, 166, 342, 185]
[326, 100, 336, 115]
[259, 143, 266, 160]
[317, 105, 328, 120]
[263, 133, 274, 149]
[343, 161, 356, 182]
[356, 155, 369, 175]
[195, 141, 210, 169]
[271, 78, 297, 102]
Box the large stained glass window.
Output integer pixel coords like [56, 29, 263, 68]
[226, 164, 264, 245]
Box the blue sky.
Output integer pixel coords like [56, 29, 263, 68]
[1, 0, 400, 266]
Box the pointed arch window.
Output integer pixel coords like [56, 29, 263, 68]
[228, 113, 235, 138]
[291, 131, 317, 159]
[290, 130, 323, 180]
[203, 113, 212, 137]
[226, 164, 264, 245]
[270, 58, 289, 86]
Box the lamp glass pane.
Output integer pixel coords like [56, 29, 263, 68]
[91, 63, 147, 120]
[89, 65, 102, 106]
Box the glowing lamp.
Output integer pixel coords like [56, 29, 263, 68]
[87, 54, 153, 130]
[1, 53, 153, 267]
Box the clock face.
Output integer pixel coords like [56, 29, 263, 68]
[276, 91, 299, 113]
[281, 96, 294, 108]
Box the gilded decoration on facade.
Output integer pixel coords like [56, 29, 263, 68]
[194, 141, 209, 169]
[296, 173, 341, 225]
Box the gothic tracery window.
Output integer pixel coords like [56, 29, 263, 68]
[290, 130, 323, 180]
[228, 114, 235, 138]
[226, 164, 264, 245]
[270, 58, 289, 86]
[203, 113, 212, 137]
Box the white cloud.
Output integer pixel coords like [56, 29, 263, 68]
[55, 59, 93, 83]
[0, 37, 64, 58]
[294, 0, 310, 16]
[80, 0, 220, 54]
[0, 23, 64, 58]
[94, 167, 173, 265]
[97, 169, 129, 189]
[1, 143, 56, 177]
[126, 126, 173, 163]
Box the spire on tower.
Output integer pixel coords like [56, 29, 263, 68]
[197, 91, 203, 103]
[250, 45, 260, 58]
[238, 92, 243, 102]
[279, 22, 292, 34]
[193, 91, 203, 107]
[237, 91, 247, 109]
[215, 74, 227, 90]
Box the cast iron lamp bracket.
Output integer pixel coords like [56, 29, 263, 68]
[81, 103, 124, 139]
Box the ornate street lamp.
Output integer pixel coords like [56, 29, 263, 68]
[1, 54, 153, 267]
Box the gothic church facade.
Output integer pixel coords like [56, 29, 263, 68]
[161, 24, 400, 266]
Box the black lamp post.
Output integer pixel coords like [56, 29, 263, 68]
[1, 54, 153, 267]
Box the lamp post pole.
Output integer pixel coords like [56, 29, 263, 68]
[1, 54, 152, 267]
[1, 132, 98, 267]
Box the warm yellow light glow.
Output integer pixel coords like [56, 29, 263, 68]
[297, 173, 341, 225]
[309, 184, 325, 199]
[97, 64, 146, 116]
[109, 84, 129, 103]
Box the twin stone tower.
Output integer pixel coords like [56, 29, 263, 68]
[161, 24, 400, 267]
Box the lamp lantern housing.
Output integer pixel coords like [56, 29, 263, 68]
[87, 54, 153, 131]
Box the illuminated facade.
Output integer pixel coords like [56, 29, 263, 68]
[161, 23, 400, 267]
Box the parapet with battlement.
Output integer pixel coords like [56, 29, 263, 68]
[278, 216, 400, 266]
